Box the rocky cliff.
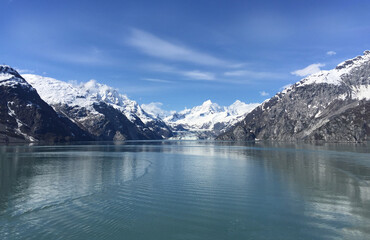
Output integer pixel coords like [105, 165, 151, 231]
[218, 51, 370, 142]
[0, 66, 91, 143]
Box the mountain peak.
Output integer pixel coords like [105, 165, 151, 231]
[293, 50, 370, 88]
[197, 99, 222, 112]
[0, 65, 21, 77]
[230, 100, 242, 106]
[219, 50, 370, 142]
[228, 100, 259, 115]
[0, 65, 31, 89]
[335, 50, 370, 70]
[202, 99, 213, 105]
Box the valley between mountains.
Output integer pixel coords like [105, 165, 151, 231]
[1, 51, 369, 143]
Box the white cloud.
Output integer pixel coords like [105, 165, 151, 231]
[326, 51, 336, 56]
[127, 29, 227, 66]
[183, 70, 215, 80]
[224, 70, 247, 76]
[259, 91, 269, 96]
[142, 78, 173, 83]
[146, 63, 216, 81]
[141, 102, 173, 118]
[16, 68, 35, 74]
[224, 70, 285, 79]
[291, 63, 325, 77]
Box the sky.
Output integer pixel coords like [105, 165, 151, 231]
[1, 0, 370, 111]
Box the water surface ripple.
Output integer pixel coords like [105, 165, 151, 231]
[0, 141, 369, 239]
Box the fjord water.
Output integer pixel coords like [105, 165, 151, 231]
[0, 141, 369, 239]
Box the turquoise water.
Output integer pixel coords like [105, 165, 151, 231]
[0, 141, 369, 239]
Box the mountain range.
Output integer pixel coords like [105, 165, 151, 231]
[161, 100, 259, 139]
[0, 67, 256, 142]
[218, 51, 370, 142]
[1, 51, 369, 143]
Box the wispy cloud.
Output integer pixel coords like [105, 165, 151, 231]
[146, 63, 216, 81]
[259, 91, 269, 96]
[229, 63, 248, 68]
[224, 70, 247, 76]
[183, 71, 215, 80]
[127, 29, 228, 66]
[142, 78, 173, 83]
[144, 63, 259, 84]
[16, 68, 35, 74]
[326, 51, 336, 56]
[224, 70, 285, 79]
[291, 63, 325, 77]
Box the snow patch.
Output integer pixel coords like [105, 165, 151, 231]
[7, 102, 37, 142]
[352, 85, 370, 100]
[297, 69, 345, 87]
[0, 73, 13, 81]
[295, 51, 370, 88]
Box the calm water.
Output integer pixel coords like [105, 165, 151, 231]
[0, 141, 369, 240]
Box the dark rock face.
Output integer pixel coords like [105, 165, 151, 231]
[52, 102, 165, 140]
[0, 66, 91, 143]
[143, 119, 173, 139]
[218, 52, 370, 143]
[306, 100, 369, 142]
[125, 110, 173, 140]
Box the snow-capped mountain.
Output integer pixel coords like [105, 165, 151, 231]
[218, 51, 370, 142]
[162, 100, 259, 139]
[0, 66, 91, 143]
[24, 74, 172, 140]
[20, 73, 259, 141]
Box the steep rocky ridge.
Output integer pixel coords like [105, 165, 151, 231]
[0, 66, 91, 143]
[218, 51, 370, 142]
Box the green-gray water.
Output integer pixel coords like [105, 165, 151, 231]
[0, 141, 369, 239]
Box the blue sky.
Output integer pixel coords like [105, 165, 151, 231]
[1, 0, 370, 111]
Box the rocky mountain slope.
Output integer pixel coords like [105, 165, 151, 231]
[159, 100, 259, 139]
[23, 75, 172, 140]
[24, 74, 258, 141]
[0, 66, 91, 143]
[218, 51, 370, 142]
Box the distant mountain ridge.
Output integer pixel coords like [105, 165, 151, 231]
[218, 51, 370, 142]
[160, 100, 259, 139]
